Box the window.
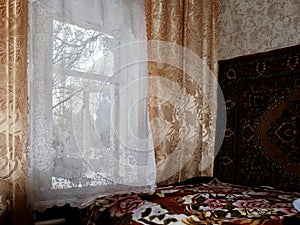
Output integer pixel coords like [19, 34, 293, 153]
[28, 0, 155, 210]
[51, 20, 119, 189]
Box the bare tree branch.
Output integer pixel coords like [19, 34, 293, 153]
[52, 86, 85, 109]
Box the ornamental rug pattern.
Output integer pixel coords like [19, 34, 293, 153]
[215, 45, 300, 191]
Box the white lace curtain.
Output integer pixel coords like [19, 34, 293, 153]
[28, 0, 156, 210]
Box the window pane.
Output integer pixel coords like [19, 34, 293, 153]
[51, 21, 117, 189]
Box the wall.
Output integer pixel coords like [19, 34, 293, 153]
[219, 0, 300, 60]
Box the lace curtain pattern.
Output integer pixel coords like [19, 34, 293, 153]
[145, 0, 221, 185]
[0, 0, 29, 224]
[28, 0, 156, 211]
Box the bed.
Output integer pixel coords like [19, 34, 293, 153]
[81, 178, 300, 225]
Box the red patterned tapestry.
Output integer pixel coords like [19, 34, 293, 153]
[215, 45, 300, 191]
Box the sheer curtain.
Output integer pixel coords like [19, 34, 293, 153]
[28, 0, 155, 211]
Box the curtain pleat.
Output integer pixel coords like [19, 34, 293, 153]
[0, 0, 29, 224]
[145, 0, 219, 185]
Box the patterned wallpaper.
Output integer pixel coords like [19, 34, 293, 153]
[219, 0, 300, 60]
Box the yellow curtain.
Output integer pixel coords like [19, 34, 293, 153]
[0, 0, 29, 224]
[145, 0, 219, 185]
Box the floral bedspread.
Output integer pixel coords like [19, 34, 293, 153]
[82, 179, 300, 225]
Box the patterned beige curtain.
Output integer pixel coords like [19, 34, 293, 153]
[145, 0, 219, 185]
[0, 0, 29, 224]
